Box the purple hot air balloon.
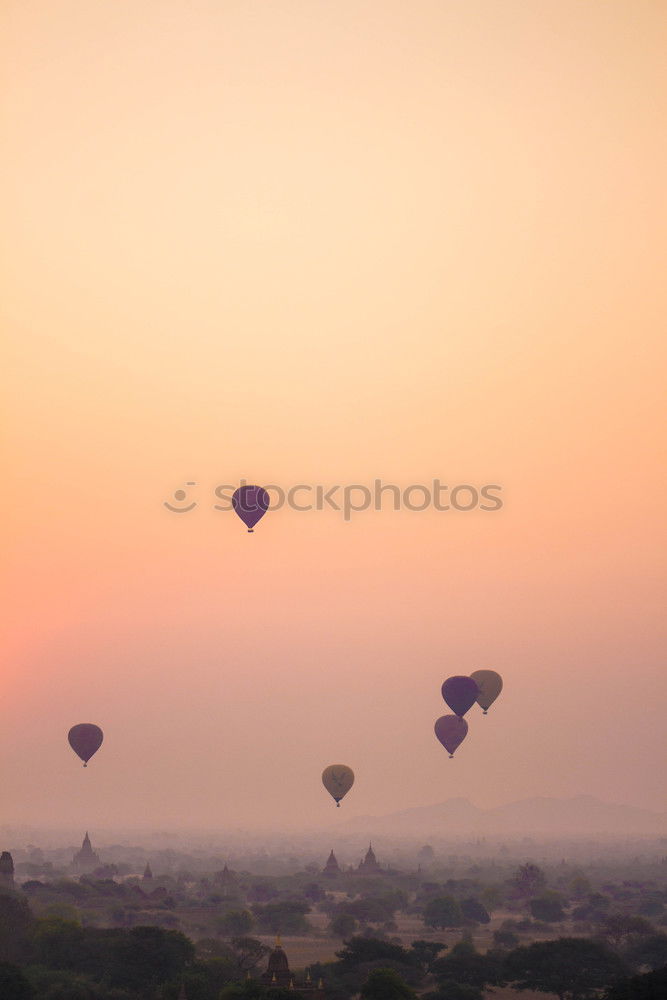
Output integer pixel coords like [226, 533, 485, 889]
[232, 485, 270, 532]
[434, 715, 468, 758]
[441, 675, 479, 717]
[68, 724, 103, 767]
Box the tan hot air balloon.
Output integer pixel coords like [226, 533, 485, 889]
[322, 765, 354, 807]
[470, 670, 503, 714]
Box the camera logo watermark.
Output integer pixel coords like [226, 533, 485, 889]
[164, 480, 503, 521]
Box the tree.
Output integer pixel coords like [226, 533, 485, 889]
[460, 899, 490, 925]
[25, 966, 135, 999]
[423, 896, 463, 929]
[511, 864, 546, 898]
[409, 940, 446, 972]
[253, 901, 310, 934]
[570, 875, 592, 899]
[196, 938, 238, 968]
[336, 937, 413, 968]
[246, 883, 279, 903]
[220, 981, 265, 1000]
[530, 896, 566, 923]
[432, 940, 501, 991]
[217, 910, 255, 937]
[107, 926, 195, 992]
[330, 913, 357, 938]
[601, 916, 655, 950]
[424, 985, 483, 1000]
[623, 932, 667, 973]
[0, 893, 34, 963]
[481, 884, 505, 912]
[26, 969, 104, 999]
[637, 897, 664, 919]
[360, 968, 416, 1000]
[493, 928, 519, 949]
[504, 937, 626, 1000]
[0, 962, 33, 1000]
[31, 918, 86, 970]
[229, 937, 270, 974]
[195, 938, 235, 961]
[347, 896, 400, 925]
[160, 958, 236, 1000]
[303, 883, 326, 903]
[604, 965, 667, 1000]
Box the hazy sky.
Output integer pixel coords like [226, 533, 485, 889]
[3, 1, 666, 831]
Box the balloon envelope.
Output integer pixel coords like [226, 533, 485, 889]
[232, 485, 270, 531]
[470, 669, 503, 713]
[434, 715, 468, 757]
[68, 724, 103, 766]
[441, 675, 479, 716]
[322, 765, 354, 806]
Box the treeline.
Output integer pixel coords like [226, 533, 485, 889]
[0, 889, 250, 999]
[306, 933, 667, 1000]
[19, 859, 667, 944]
[2, 887, 667, 1000]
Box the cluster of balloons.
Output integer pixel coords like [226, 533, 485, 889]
[67, 677, 502, 800]
[232, 485, 270, 533]
[434, 670, 503, 758]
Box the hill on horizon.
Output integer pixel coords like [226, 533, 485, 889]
[340, 794, 667, 837]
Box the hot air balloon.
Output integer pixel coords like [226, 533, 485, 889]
[470, 669, 503, 714]
[68, 724, 103, 767]
[441, 675, 479, 717]
[232, 485, 270, 532]
[434, 715, 468, 758]
[322, 765, 354, 807]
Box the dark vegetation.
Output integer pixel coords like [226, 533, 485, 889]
[1, 842, 666, 998]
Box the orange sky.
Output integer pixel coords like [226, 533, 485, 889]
[2, 0, 666, 830]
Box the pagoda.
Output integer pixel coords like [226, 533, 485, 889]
[357, 843, 382, 874]
[213, 863, 239, 894]
[322, 849, 340, 876]
[0, 851, 14, 889]
[72, 832, 100, 873]
[258, 938, 325, 996]
[261, 937, 292, 990]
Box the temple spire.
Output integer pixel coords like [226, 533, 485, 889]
[323, 848, 340, 875]
[73, 831, 100, 872]
[0, 851, 14, 889]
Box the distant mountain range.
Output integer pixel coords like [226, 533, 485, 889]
[341, 796, 667, 837]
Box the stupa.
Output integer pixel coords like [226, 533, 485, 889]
[72, 832, 100, 873]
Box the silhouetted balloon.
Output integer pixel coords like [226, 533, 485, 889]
[441, 675, 479, 717]
[470, 669, 503, 714]
[434, 715, 468, 758]
[322, 765, 354, 807]
[68, 724, 103, 767]
[232, 485, 270, 532]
